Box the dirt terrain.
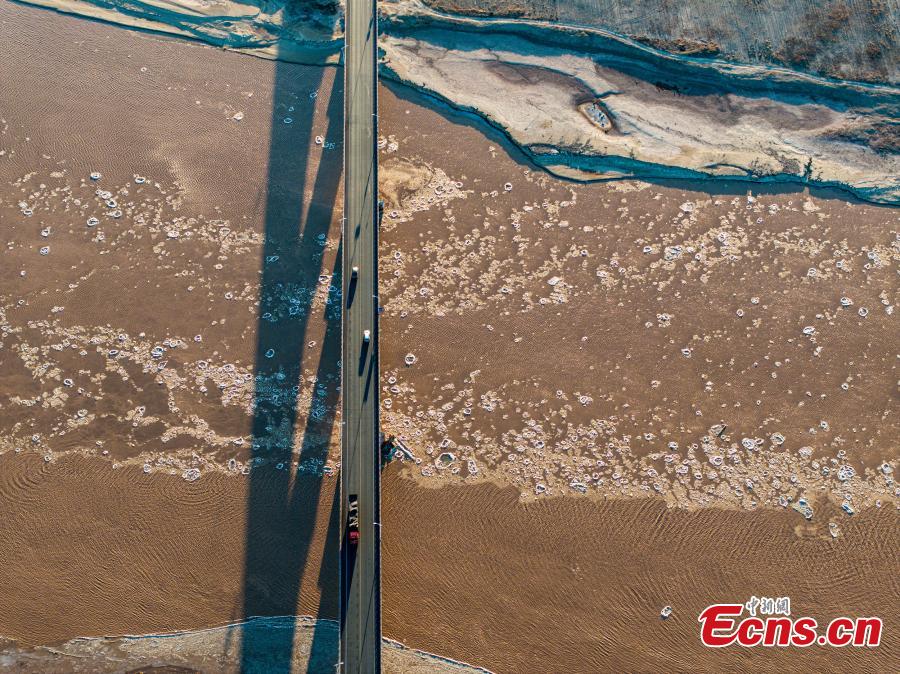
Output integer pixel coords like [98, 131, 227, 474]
[423, 0, 900, 83]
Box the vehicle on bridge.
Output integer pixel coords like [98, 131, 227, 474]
[348, 495, 360, 545]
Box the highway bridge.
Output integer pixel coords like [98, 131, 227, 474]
[340, 0, 381, 672]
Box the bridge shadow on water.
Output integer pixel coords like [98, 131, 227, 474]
[236, 52, 344, 673]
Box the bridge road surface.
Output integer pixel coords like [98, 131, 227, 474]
[340, 0, 381, 672]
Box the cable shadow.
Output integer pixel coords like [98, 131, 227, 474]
[238, 53, 343, 673]
[297, 244, 343, 673]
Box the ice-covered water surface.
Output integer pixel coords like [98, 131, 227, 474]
[381, 3, 900, 204]
[15, 0, 900, 203]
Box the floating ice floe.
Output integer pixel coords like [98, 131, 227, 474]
[435, 452, 455, 468]
[795, 497, 814, 518]
[182, 468, 201, 482]
[837, 465, 855, 481]
[664, 245, 683, 261]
